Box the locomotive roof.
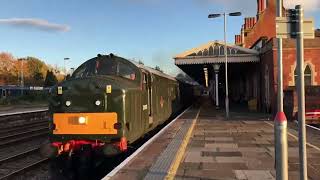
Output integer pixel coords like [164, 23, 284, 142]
[101, 54, 197, 85]
[125, 58, 177, 82]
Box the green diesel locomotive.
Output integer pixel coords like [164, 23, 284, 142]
[41, 54, 196, 157]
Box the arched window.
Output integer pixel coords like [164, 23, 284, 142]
[294, 64, 312, 86]
[203, 49, 209, 56]
[305, 65, 312, 86]
[209, 46, 214, 56]
[227, 48, 231, 55]
[214, 45, 219, 55]
[219, 46, 224, 55]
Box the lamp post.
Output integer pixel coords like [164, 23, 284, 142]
[208, 11, 241, 119]
[70, 68, 75, 76]
[20, 59, 24, 96]
[213, 64, 220, 109]
[64, 58, 70, 75]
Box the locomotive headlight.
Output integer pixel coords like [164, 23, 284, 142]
[65, 100, 71, 107]
[78, 116, 87, 124]
[95, 100, 101, 106]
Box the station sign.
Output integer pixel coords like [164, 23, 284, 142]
[276, 11, 315, 39]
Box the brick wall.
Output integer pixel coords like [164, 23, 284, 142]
[284, 86, 320, 120]
[235, 0, 320, 114]
[259, 40, 276, 113]
[271, 38, 320, 88]
[240, 0, 278, 48]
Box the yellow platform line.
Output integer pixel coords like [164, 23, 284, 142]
[265, 121, 320, 152]
[165, 108, 201, 180]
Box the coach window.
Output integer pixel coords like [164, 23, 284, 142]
[143, 73, 147, 84]
[2, 89, 6, 98]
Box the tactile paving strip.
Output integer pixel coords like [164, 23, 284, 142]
[144, 109, 199, 180]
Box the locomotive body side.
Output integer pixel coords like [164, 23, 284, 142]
[41, 54, 185, 157]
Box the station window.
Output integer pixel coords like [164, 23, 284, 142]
[214, 46, 219, 55]
[294, 64, 312, 86]
[304, 65, 312, 86]
[219, 46, 224, 55]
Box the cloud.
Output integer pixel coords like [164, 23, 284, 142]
[284, 0, 320, 12]
[0, 18, 70, 32]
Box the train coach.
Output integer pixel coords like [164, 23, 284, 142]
[41, 53, 198, 158]
[0, 85, 50, 99]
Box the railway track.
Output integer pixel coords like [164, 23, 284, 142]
[0, 109, 48, 130]
[0, 120, 47, 135]
[0, 124, 48, 148]
[0, 109, 49, 179]
[0, 147, 48, 180]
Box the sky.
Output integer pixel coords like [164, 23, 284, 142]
[0, 0, 319, 75]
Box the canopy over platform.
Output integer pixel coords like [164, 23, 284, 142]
[173, 41, 260, 89]
[174, 41, 259, 65]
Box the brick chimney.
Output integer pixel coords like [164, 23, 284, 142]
[244, 18, 250, 30]
[235, 35, 242, 45]
[257, 0, 266, 20]
[244, 17, 256, 31]
[241, 25, 245, 47]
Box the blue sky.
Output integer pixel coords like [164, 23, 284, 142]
[0, 0, 319, 75]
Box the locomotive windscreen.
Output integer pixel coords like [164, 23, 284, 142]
[72, 57, 138, 81]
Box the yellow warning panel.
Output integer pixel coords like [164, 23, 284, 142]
[58, 86, 63, 95]
[106, 85, 112, 94]
[53, 112, 117, 135]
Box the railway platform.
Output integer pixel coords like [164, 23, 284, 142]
[104, 97, 320, 180]
[0, 105, 48, 116]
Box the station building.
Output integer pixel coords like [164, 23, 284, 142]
[174, 0, 320, 116]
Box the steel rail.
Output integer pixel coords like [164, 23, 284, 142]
[0, 108, 48, 117]
[0, 157, 48, 180]
[0, 130, 47, 148]
[0, 121, 48, 135]
[0, 127, 48, 141]
[0, 147, 40, 164]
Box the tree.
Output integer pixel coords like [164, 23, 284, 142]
[44, 70, 58, 87]
[0, 52, 18, 85]
[25, 57, 48, 85]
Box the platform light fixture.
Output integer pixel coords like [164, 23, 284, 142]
[208, 11, 242, 119]
[64, 57, 70, 75]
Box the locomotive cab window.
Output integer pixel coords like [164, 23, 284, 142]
[72, 58, 138, 81]
[96, 60, 136, 80]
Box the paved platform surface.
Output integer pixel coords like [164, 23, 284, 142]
[0, 105, 48, 116]
[108, 97, 320, 180]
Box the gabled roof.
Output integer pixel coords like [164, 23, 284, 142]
[174, 40, 259, 58]
[174, 40, 259, 65]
